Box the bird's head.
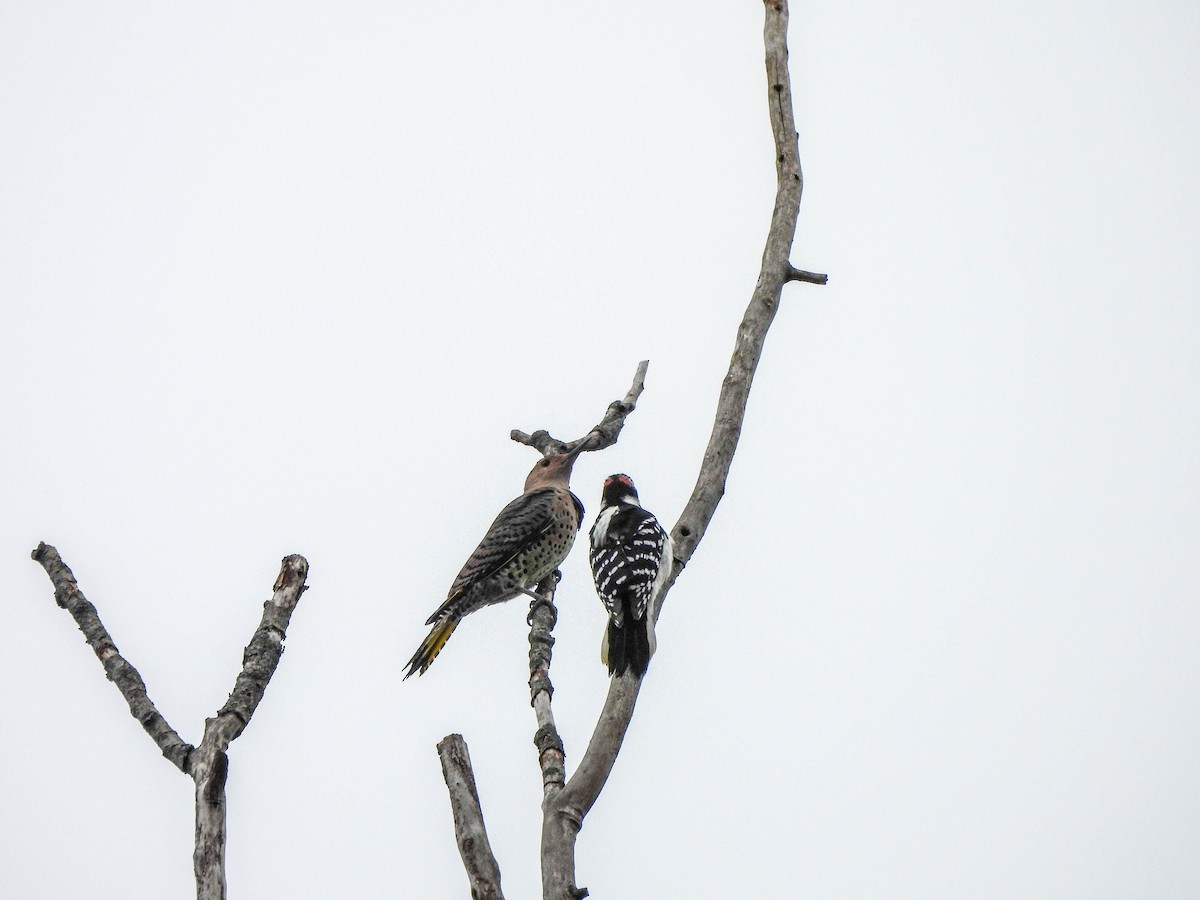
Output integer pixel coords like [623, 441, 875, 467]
[523, 440, 587, 490]
[600, 473, 640, 508]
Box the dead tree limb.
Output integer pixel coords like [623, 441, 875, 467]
[539, 2, 823, 897]
[438, 734, 505, 900]
[31, 543, 310, 900]
[31, 542, 196, 772]
[435, 361, 649, 896]
[511, 358, 648, 458]
[528, 574, 566, 799]
[437, 3, 822, 895]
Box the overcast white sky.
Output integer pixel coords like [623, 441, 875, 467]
[3, 2, 1199, 898]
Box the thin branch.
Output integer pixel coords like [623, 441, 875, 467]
[553, 674, 640, 826]
[542, 3, 813, 895]
[514, 366, 651, 900]
[528, 576, 566, 799]
[438, 734, 505, 900]
[786, 266, 829, 285]
[202, 554, 310, 753]
[190, 554, 309, 900]
[435, 360, 648, 898]
[669, 0, 807, 566]
[511, 359, 648, 456]
[30, 542, 194, 771]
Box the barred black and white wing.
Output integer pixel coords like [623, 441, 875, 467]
[589, 475, 673, 678]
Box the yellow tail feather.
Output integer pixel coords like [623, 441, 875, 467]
[403, 616, 459, 679]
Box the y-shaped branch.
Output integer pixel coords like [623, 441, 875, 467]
[31, 544, 310, 900]
[541, 3, 822, 897]
[435, 361, 649, 899]
[517, 361, 649, 801]
[511, 358, 648, 458]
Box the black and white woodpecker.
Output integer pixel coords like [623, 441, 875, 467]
[588, 473, 673, 678]
[403, 443, 586, 679]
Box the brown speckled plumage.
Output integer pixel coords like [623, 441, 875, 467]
[404, 448, 585, 678]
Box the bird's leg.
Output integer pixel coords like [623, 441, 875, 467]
[524, 572, 561, 626]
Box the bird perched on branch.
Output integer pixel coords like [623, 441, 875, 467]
[589, 473, 673, 678]
[404, 443, 586, 679]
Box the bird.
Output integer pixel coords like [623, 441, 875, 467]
[403, 443, 586, 678]
[588, 473, 673, 678]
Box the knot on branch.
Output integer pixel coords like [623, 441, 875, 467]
[528, 671, 554, 701]
[528, 632, 555, 662]
[162, 740, 195, 771]
[533, 725, 564, 757]
[203, 751, 229, 805]
[535, 724, 567, 788]
[214, 705, 249, 731]
[242, 625, 286, 666]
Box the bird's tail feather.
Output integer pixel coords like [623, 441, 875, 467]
[404, 615, 459, 679]
[602, 609, 652, 678]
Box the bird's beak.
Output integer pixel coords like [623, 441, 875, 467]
[563, 434, 594, 460]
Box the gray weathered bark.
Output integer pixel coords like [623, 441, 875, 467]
[438, 2, 824, 896]
[540, 1, 825, 896]
[438, 734, 505, 900]
[31, 543, 310, 900]
[435, 361, 648, 896]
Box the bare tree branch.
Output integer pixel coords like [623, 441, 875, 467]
[436, 361, 650, 897]
[190, 554, 309, 900]
[511, 359, 648, 457]
[669, 0, 813, 566]
[201, 555, 310, 753]
[32, 546, 310, 900]
[30, 542, 194, 771]
[786, 265, 829, 284]
[541, 3, 818, 896]
[437, 360, 650, 896]
[436, 4, 819, 897]
[438, 734, 505, 900]
[515, 363, 656, 900]
[528, 576, 566, 798]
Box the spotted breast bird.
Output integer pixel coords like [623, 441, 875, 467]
[589, 473, 673, 678]
[404, 444, 586, 678]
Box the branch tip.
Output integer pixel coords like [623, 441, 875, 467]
[438, 734, 505, 899]
[786, 266, 829, 285]
[513, 359, 649, 457]
[32, 545, 194, 772]
[542, 4, 812, 894]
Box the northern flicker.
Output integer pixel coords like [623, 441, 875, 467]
[403, 443, 586, 678]
[589, 473, 673, 678]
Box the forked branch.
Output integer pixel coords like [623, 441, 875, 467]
[511, 359, 648, 457]
[437, 3, 821, 897]
[31, 544, 310, 900]
[541, 2, 822, 896]
[436, 361, 649, 896]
